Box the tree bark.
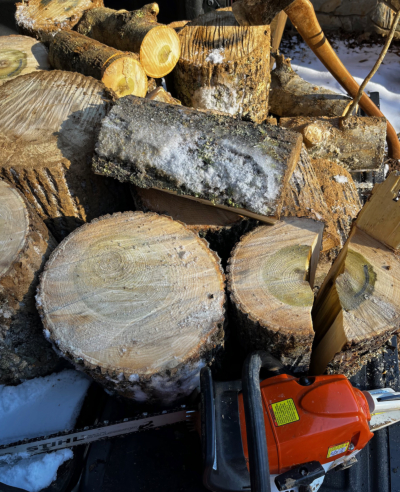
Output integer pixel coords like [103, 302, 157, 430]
[371, 1, 400, 39]
[0, 179, 60, 385]
[269, 55, 351, 118]
[173, 10, 270, 123]
[0, 70, 128, 242]
[280, 115, 387, 172]
[37, 211, 225, 403]
[0, 35, 50, 86]
[146, 86, 181, 104]
[92, 96, 302, 222]
[231, 0, 293, 25]
[76, 3, 180, 78]
[227, 218, 323, 373]
[49, 30, 147, 98]
[15, 0, 103, 40]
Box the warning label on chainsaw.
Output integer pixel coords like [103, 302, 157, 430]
[327, 442, 350, 458]
[269, 399, 300, 427]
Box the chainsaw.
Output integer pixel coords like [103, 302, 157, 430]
[1, 351, 400, 492]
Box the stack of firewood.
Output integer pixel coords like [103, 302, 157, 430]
[0, 0, 399, 402]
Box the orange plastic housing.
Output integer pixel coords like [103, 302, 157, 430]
[238, 374, 373, 475]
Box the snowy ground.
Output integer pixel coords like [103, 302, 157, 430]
[280, 33, 400, 133]
[0, 371, 91, 492]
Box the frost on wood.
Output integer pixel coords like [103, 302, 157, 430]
[93, 97, 302, 221]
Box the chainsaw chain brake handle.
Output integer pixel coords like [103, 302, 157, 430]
[284, 0, 400, 159]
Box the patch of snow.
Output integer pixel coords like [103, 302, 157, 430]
[192, 85, 239, 115]
[334, 175, 348, 183]
[206, 47, 225, 64]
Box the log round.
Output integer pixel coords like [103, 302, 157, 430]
[0, 70, 126, 242]
[0, 179, 59, 385]
[0, 35, 50, 86]
[173, 10, 270, 123]
[227, 218, 323, 373]
[37, 212, 225, 403]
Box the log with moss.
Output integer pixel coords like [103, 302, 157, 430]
[76, 3, 180, 78]
[92, 96, 303, 222]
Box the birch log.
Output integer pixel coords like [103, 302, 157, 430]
[92, 96, 302, 222]
[227, 218, 323, 373]
[0, 71, 126, 241]
[0, 35, 49, 86]
[37, 212, 225, 403]
[173, 10, 270, 123]
[0, 180, 60, 385]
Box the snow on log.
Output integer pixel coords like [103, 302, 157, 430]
[0, 179, 59, 385]
[76, 3, 180, 78]
[0, 35, 49, 86]
[173, 9, 270, 123]
[0, 71, 126, 242]
[49, 30, 147, 98]
[227, 218, 324, 373]
[92, 96, 303, 222]
[37, 212, 225, 403]
[280, 116, 387, 172]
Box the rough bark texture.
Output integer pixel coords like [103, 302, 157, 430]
[146, 86, 181, 104]
[37, 212, 225, 403]
[0, 180, 60, 385]
[15, 0, 103, 40]
[227, 218, 323, 373]
[49, 30, 147, 98]
[232, 0, 293, 25]
[0, 35, 50, 86]
[92, 96, 302, 222]
[280, 115, 387, 172]
[173, 10, 270, 123]
[76, 3, 181, 78]
[269, 55, 351, 118]
[371, 1, 400, 39]
[0, 70, 128, 242]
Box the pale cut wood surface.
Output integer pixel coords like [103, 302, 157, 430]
[0, 70, 124, 241]
[227, 217, 324, 372]
[173, 10, 270, 123]
[0, 180, 59, 384]
[311, 226, 400, 377]
[0, 35, 49, 86]
[37, 212, 225, 401]
[146, 86, 181, 104]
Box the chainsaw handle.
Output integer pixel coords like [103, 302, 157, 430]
[242, 351, 274, 492]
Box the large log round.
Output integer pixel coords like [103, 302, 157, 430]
[37, 212, 225, 403]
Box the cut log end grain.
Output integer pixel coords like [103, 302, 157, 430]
[102, 55, 147, 97]
[0, 70, 126, 241]
[0, 180, 59, 385]
[140, 25, 180, 78]
[37, 212, 225, 402]
[0, 35, 49, 86]
[227, 218, 324, 373]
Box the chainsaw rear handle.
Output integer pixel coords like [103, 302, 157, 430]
[242, 351, 284, 492]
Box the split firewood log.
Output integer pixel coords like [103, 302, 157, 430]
[37, 212, 225, 403]
[269, 55, 351, 118]
[92, 96, 302, 222]
[0, 180, 60, 385]
[146, 86, 181, 104]
[280, 116, 387, 172]
[49, 30, 147, 98]
[311, 172, 400, 377]
[0, 71, 127, 242]
[76, 3, 180, 78]
[15, 0, 103, 41]
[173, 10, 270, 123]
[227, 218, 324, 373]
[131, 185, 253, 262]
[0, 35, 50, 86]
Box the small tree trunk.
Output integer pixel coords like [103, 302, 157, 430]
[173, 10, 270, 123]
[280, 116, 387, 172]
[146, 86, 181, 104]
[93, 96, 302, 222]
[0, 35, 50, 86]
[269, 55, 351, 118]
[37, 212, 225, 403]
[270, 11, 287, 67]
[15, 0, 103, 40]
[227, 218, 323, 373]
[76, 3, 180, 78]
[0, 70, 127, 242]
[49, 30, 147, 98]
[0, 180, 60, 385]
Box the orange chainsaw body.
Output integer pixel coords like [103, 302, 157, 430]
[238, 374, 373, 475]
